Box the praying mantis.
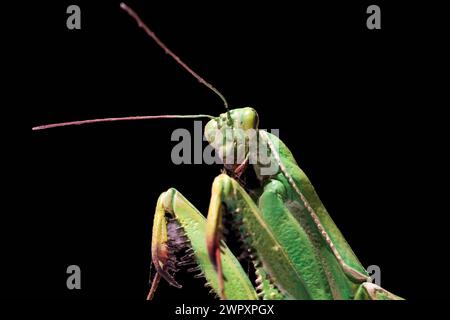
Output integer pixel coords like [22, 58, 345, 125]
[32, 3, 403, 300]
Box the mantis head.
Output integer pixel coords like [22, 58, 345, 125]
[205, 107, 259, 135]
[205, 107, 260, 175]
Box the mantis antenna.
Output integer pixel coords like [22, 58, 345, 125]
[32, 114, 215, 131]
[32, 2, 231, 131]
[119, 3, 229, 112]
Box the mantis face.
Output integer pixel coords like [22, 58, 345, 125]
[204, 107, 260, 174]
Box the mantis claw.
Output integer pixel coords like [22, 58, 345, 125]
[149, 188, 258, 300]
[151, 199, 183, 291]
[147, 272, 161, 300]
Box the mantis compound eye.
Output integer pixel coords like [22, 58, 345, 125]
[238, 107, 259, 131]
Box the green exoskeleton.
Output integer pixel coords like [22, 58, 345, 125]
[32, 3, 403, 300]
[148, 108, 402, 300]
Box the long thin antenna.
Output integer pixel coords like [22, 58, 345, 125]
[32, 3, 232, 132]
[120, 2, 230, 114]
[32, 114, 214, 131]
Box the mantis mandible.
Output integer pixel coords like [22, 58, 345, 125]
[33, 3, 403, 300]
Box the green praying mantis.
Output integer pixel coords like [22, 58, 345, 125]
[33, 3, 403, 300]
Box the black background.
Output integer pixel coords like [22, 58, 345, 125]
[27, 0, 446, 301]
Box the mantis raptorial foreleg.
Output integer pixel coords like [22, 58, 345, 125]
[207, 174, 321, 299]
[148, 188, 258, 300]
[206, 173, 403, 300]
